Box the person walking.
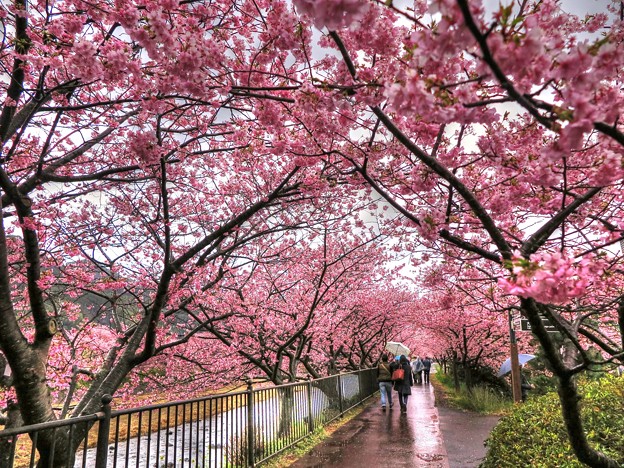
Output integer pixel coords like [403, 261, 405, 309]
[394, 355, 414, 413]
[412, 356, 424, 384]
[377, 354, 394, 410]
[422, 356, 432, 384]
[520, 368, 533, 402]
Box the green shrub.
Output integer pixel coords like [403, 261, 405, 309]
[481, 374, 624, 467]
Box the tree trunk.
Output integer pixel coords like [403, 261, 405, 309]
[312, 378, 341, 418]
[561, 338, 578, 369]
[8, 347, 75, 467]
[522, 298, 620, 467]
[452, 352, 460, 391]
[558, 375, 620, 468]
[277, 386, 294, 437]
[465, 365, 473, 389]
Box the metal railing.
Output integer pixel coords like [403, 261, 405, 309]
[0, 368, 378, 467]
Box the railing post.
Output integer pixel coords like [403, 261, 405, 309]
[306, 377, 314, 434]
[370, 368, 376, 397]
[246, 379, 255, 468]
[358, 370, 364, 404]
[337, 373, 344, 417]
[95, 394, 112, 468]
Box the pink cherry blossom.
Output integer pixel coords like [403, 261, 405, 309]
[293, 0, 369, 30]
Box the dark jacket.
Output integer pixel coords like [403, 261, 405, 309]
[521, 373, 533, 400]
[392, 361, 413, 394]
[377, 362, 392, 382]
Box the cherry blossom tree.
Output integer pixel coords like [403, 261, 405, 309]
[185, 221, 407, 385]
[170, 222, 411, 435]
[413, 262, 525, 390]
[0, 0, 342, 463]
[322, 285, 411, 370]
[1, 1, 409, 463]
[285, 0, 624, 466]
[2, 0, 623, 467]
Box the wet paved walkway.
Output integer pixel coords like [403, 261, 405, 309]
[290, 383, 448, 467]
[438, 406, 499, 467]
[438, 407, 500, 468]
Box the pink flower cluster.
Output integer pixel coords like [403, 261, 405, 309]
[498, 251, 603, 304]
[293, 0, 368, 30]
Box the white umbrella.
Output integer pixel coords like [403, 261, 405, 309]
[497, 354, 536, 377]
[385, 341, 410, 357]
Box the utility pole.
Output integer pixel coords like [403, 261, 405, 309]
[508, 310, 522, 403]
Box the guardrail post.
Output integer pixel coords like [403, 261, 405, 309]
[246, 379, 255, 468]
[95, 394, 112, 468]
[337, 373, 344, 417]
[370, 368, 376, 397]
[306, 377, 314, 434]
[358, 370, 364, 404]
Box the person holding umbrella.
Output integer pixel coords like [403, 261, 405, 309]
[521, 367, 534, 401]
[393, 355, 414, 413]
[385, 341, 410, 357]
[497, 354, 536, 377]
[497, 354, 536, 402]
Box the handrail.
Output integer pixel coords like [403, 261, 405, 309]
[0, 412, 102, 437]
[0, 367, 379, 467]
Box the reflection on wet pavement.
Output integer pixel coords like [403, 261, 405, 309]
[290, 383, 448, 467]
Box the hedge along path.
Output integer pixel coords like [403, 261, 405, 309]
[482, 374, 624, 467]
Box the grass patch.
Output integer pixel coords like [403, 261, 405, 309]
[432, 372, 512, 415]
[259, 397, 377, 468]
